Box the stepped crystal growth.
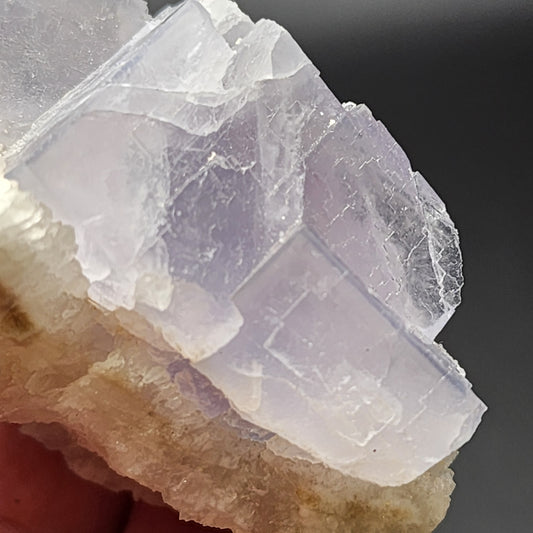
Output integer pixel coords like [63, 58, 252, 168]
[0, 0, 486, 530]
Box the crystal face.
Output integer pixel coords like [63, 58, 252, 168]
[0, 0, 149, 153]
[2, 0, 485, 487]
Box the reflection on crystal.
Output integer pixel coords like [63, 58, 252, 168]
[0, 0, 149, 152]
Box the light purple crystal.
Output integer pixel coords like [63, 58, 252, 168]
[3, 0, 485, 486]
[0, 0, 149, 153]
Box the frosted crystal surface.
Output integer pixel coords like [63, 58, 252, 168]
[3, 0, 485, 486]
[0, 0, 149, 153]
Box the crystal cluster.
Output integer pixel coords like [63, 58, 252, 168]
[0, 0, 485, 530]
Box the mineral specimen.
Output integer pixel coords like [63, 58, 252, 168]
[0, 0, 485, 531]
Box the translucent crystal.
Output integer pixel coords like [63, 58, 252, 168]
[2, 0, 485, 487]
[0, 0, 149, 152]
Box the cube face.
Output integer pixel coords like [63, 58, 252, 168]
[302, 101, 464, 340]
[0, 0, 149, 151]
[197, 227, 480, 485]
[4, 0, 485, 486]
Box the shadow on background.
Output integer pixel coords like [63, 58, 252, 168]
[147, 2, 533, 531]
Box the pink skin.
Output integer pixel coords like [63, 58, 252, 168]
[0, 423, 225, 533]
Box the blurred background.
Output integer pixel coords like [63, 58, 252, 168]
[146, 2, 533, 531]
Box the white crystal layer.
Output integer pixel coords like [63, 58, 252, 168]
[3, 0, 485, 485]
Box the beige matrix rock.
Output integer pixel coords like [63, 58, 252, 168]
[0, 0, 485, 531]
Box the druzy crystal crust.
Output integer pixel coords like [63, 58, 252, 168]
[0, 0, 485, 530]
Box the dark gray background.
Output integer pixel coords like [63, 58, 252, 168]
[147, 2, 533, 531]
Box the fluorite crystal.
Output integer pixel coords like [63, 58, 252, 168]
[0, 0, 486, 530]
